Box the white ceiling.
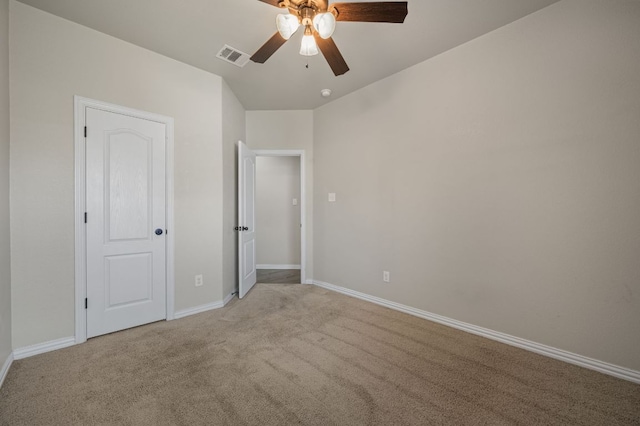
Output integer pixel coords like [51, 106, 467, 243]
[16, 0, 560, 110]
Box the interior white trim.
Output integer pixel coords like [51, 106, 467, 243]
[13, 337, 76, 360]
[312, 280, 640, 385]
[174, 302, 223, 319]
[256, 264, 301, 270]
[174, 296, 230, 319]
[0, 352, 13, 389]
[253, 149, 306, 285]
[223, 291, 235, 306]
[74, 96, 176, 344]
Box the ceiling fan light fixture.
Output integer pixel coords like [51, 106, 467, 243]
[276, 13, 300, 40]
[251, 0, 408, 76]
[300, 33, 319, 56]
[313, 12, 336, 39]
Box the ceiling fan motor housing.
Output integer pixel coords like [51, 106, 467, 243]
[300, 6, 315, 25]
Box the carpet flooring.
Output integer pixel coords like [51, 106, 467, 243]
[257, 269, 301, 284]
[1, 284, 639, 425]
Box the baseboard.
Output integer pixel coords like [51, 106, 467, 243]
[175, 292, 235, 318]
[223, 291, 235, 306]
[0, 352, 13, 389]
[13, 336, 76, 360]
[312, 280, 640, 385]
[256, 264, 301, 270]
[174, 300, 225, 319]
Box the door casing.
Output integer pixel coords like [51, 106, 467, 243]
[74, 96, 175, 344]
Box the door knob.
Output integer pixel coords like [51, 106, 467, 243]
[155, 228, 164, 235]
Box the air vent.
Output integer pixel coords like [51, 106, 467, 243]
[216, 45, 250, 68]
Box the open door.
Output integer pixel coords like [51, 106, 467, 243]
[238, 141, 257, 298]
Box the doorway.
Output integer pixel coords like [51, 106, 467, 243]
[237, 145, 306, 298]
[74, 97, 175, 343]
[254, 150, 305, 286]
[255, 155, 301, 284]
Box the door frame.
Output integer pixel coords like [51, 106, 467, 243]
[254, 149, 306, 284]
[73, 96, 175, 344]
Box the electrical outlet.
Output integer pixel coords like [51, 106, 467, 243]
[328, 193, 336, 202]
[383, 271, 390, 283]
[292, 198, 298, 206]
[195, 274, 203, 287]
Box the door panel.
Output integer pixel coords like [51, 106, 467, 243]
[86, 107, 167, 338]
[104, 253, 153, 307]
[238, 141, 257, 298]
[243, 239, 255, 279]
[106, 131, 152, 241]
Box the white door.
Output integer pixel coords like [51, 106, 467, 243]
[86, 107, 167, 338]
[238, 141, 257, 298]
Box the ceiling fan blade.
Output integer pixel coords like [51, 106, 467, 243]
[330, 2, 408, 23]
[313, 32, 350, 76]
[257, 0, 283, 7]
[250, 32, 288, 63]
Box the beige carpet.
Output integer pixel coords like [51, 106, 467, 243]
[256, 269, 301, 284]
[1, 284, 639, 425]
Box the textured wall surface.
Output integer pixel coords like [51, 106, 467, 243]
[0, 0, 12, 376]
[246, 110, 314, 281]
[222, 81, 245, 299]
[9, 1, 231, 348]
[313, 0, 640, 370]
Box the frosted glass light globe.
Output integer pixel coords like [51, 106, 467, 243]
[300, 34, 319, 56]
[276, 13, 300, 40]
[313, 12, 336, 39]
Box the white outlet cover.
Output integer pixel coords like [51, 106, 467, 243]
[328, 193, 336, 202]
[292, 198, 298, 206]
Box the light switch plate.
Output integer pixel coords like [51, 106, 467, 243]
[292, 198, 298, 206]
[328, 193, 336, 202]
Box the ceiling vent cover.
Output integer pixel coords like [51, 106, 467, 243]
[216, 45, 250, 68]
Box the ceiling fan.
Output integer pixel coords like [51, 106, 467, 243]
[250, 1, 409, 76]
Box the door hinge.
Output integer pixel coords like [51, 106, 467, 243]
[85, 298, 88, 309]
[84, 212, 87, 223]
[84, 126, 87, 138]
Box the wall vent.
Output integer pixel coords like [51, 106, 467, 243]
[216, 45, 250, 68]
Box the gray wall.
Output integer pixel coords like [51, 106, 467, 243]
[222, 81, 245, 299]
[9, 1, 233, 348]
[246, 110, 314, 280]
[313, 0, 640, 371]
[0, 0, 11, 378]
[256, 156, 301, 267]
